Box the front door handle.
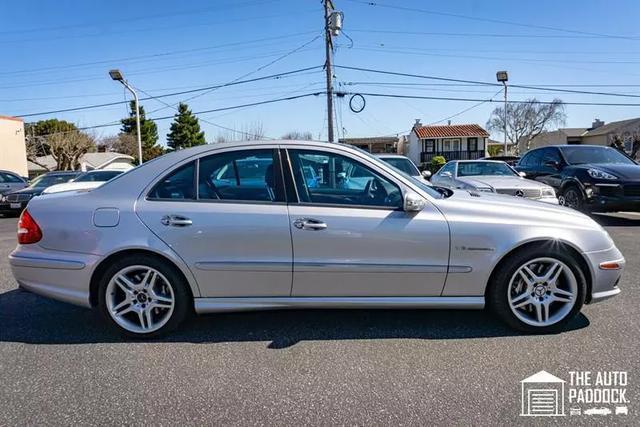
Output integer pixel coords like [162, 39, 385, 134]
[293, 218, 327, 231]
[161, 215, 192, 227]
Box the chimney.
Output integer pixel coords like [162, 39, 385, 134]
[592, 118, 604, 129]
[447, 120, 451, 126]
[414, 118, 422, 128]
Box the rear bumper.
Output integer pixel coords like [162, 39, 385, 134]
[583, 245, 625, 304]
[9, 246, 100, 308]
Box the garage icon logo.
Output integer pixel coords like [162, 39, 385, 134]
[521, 371, 566, 417]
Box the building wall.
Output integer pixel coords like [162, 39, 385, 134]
[518, 130, 566, 153]
[406, 131, 421, 164]
[0, 116, 28, 177]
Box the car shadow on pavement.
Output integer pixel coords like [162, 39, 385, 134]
[0, 288, 590, 348]
[591, 213, 640, 227]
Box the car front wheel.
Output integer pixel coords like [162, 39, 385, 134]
[559, 185, 584, 211]
[488, 247, 586, 333]
[98, 254, 191, 338]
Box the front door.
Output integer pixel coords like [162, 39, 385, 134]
[136, 147, 293, 297]
[285, 147, 449, 297]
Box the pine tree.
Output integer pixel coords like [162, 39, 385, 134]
[121, 101, 163, 162]
[166, 103, 206, 150]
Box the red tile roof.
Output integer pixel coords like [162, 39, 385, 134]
[0, 115, 23, 122]
[414, 124, 489, 138]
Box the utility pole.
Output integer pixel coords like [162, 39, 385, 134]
[324, 0, 336, 143]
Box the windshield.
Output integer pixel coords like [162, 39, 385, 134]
[457, 161, 518, 177]
[74, 170, 123, 182]
[380, 157, 420, 176]
[29, 174, 75, 188]
[561, 146, 636, 165]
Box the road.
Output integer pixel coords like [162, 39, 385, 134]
[0, 214, 638, 425]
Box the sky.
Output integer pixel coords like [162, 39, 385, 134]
[2, 0, 640, 145]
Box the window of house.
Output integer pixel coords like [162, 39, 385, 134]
[423, 139, 435, 153]
[443, 139, 461, 151]
[288, 149, 402, 209]
[468, 138, 478, 151]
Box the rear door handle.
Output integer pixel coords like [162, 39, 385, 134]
[161, 215, 192, 227]
[293, 218, 327, 231]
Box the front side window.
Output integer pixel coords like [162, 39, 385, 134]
[288, 149, 402, 208]
[0, 173, 23, 183]
[198, 149, 283, 202]
[436, 162, 456, 176]
[520, 150, 542, 168]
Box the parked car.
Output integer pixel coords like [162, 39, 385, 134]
[431, 160, 558, 204]
[516, 145, 640, 212]
[10, 141, 623, 338]
[0, 171, 81, 216]
[0, 170, 28, 194]
[376, 154, 431, 182]
[482, 155, 520, 167]
[42, 169, 124, 195]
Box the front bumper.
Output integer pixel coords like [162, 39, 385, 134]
[537, 197, 559, 205]
[9, 245, 100, 308]
[583, 182, 640, 212]
[583, 245, 625, 304]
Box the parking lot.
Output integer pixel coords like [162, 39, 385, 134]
[0, 213, 638, 424]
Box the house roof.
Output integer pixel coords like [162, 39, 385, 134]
[583, 117, 640, 137]
[0, 115, 24, 122]
[28, 152, 134, 171]
[521, 370, 565, 383]
[560, 128, 588, 137]
[414, 124, 489, 139]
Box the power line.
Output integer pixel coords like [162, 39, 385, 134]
[348, 29, 637, 40]
[344, 0, 639, 40]
[427, 89, 504, 125]
[13, 66, 322, 118]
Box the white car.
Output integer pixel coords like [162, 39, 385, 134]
[42, 170, 123, 194]
[431, 160, 558, 204]
[376, 154, 432, 183]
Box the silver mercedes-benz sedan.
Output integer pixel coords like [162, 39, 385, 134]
[431, 160, 558, 204]
[10, 141, 624, 338]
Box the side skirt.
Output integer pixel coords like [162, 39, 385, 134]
[194, 296, 485, 314]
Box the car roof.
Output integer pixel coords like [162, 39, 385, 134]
[43, 171, 80, 176]
[453, 160, 505, 164]
[375, 154, 407, 159]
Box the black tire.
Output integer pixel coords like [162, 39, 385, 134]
[560, 184, 585, 211]
[97, 254, 192, 339]
[487, 245, 587, 333]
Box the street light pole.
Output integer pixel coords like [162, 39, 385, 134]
[496, 70, 509, 156]
[109, 69, 143, 165]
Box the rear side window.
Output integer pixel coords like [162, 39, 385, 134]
[149, 162, 196, 200]
[198, 149, 283, 202]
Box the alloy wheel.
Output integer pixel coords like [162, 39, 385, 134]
[105, 265, 175, 334]
[562, 188, 582, 210]
[507, 257, 578, 327]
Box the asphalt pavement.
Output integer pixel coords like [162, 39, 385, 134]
[0, 214, 638, 425]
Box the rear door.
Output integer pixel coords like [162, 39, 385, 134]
[136, 147, 293, 297]
[284, 146, 449, 297]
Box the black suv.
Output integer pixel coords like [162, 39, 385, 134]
[516, 145, 640, 212]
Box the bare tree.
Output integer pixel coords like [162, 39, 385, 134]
[486, 98, 566, 154]
[99, 134, 138, 158]
[25, 134, 51, 171]
[281, 131, 313, 140]
[47, 131, 96, 170]
[213, 121, 266, 142]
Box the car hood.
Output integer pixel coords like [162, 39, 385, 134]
[458, 175, 550, 189]
[434, 189, 604, 233]
[575, 163, 640, 180]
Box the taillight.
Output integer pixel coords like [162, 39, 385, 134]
[17, 209, 42, 244]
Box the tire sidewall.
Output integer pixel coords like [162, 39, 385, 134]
[488, 246, 587, 333]
[97, 254, 191, 338]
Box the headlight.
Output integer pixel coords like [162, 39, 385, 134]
[541, 188, 556, 198]
[588, 169, 618, 180]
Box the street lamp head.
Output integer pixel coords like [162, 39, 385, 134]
[496, 70, 508, 83]
[109, 69, 124, 81]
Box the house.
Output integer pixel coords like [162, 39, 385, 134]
[0, 115, 28, 177]
[27, 152, 134, 177]
[521, 117, 640, 153]
[405, 120, 489, 166]
[339, 136, 399, 153]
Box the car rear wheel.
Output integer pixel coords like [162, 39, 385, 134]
[98, 254, 191, 338]
[559, 185, 584, 211]
[488, 247, 586, 333]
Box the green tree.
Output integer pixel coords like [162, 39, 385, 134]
[121, 101, 163, 162]
[166, 103, 206, 150]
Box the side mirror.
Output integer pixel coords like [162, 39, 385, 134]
[421, 170, 432, 180]
[518, 171, 526, 177]
[544, 160, 560, 170]
[403, 192, 425, 212]
[441, 171, 452, 178]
